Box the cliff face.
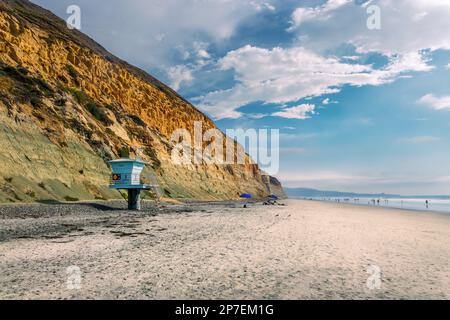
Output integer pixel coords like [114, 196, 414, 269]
[0, 0, 284, 202]
[262, 175, 287, 199]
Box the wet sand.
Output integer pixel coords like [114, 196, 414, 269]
[1, 199, 449, 300]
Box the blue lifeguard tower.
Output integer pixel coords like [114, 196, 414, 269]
[108, 158, 152, 210]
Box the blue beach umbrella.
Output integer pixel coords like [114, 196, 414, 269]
[268, 194, 279, 200]
[240, 193, 252, 208]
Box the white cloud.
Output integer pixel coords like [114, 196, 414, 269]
[289, 0, 450, 55]
[32, 0, 274, 71]
[250, 1, 276, 12]
[167, 65, 194, 90]
[399, 136, 440, 143]
[418, 94, 450, 110]
[197, 50, 211, 59]
[193, 42, 211, 60]
[342, 56, 361, 61]
[195, 46, 432, 119]
[446, 64, 450, 70]
[272, 104, 316, 120]
[246, 113, 267, 119]
[289, 0, 352, 31]
[265, 3, 276, 11]
[321, 98, 338, 105]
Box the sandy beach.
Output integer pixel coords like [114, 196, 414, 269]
[1, 199, 449, 300]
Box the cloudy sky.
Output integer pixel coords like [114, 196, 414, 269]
[32, 0, 450, 194]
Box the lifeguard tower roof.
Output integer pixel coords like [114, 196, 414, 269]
[108, 158, 147, 164]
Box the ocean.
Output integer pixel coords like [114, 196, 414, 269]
[309, 197, 450, 214]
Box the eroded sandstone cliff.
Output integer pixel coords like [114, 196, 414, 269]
[0, 0, 284, 202]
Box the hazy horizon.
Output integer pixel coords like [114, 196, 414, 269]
[284, 186, 450, 198]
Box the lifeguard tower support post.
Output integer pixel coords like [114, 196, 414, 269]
[108, 158, 152, 210]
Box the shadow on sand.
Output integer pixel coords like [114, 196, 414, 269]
[36, 200, 124, 211]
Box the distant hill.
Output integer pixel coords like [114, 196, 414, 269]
[285, 188, 450, 200]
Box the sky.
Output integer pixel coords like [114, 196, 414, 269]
[31, 0, 450, 195]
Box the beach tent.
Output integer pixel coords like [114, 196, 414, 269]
[239, 193, 252, 208]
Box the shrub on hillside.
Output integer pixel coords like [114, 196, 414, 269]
[70, 90, 113, 126]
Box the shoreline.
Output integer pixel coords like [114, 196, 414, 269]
[293, 197, 450, 217]
[1, 196, 448, 220]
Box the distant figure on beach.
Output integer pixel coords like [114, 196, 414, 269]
[426, 200, 429, 209]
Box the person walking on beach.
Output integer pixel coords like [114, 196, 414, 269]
[426, 200, 429, 209]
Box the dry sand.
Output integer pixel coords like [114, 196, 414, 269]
[1, 199, 449, 300]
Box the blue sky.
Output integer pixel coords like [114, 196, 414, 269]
[32, 0, 450, 194]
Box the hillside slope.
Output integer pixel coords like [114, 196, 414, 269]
[0, 0, 283, 202]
